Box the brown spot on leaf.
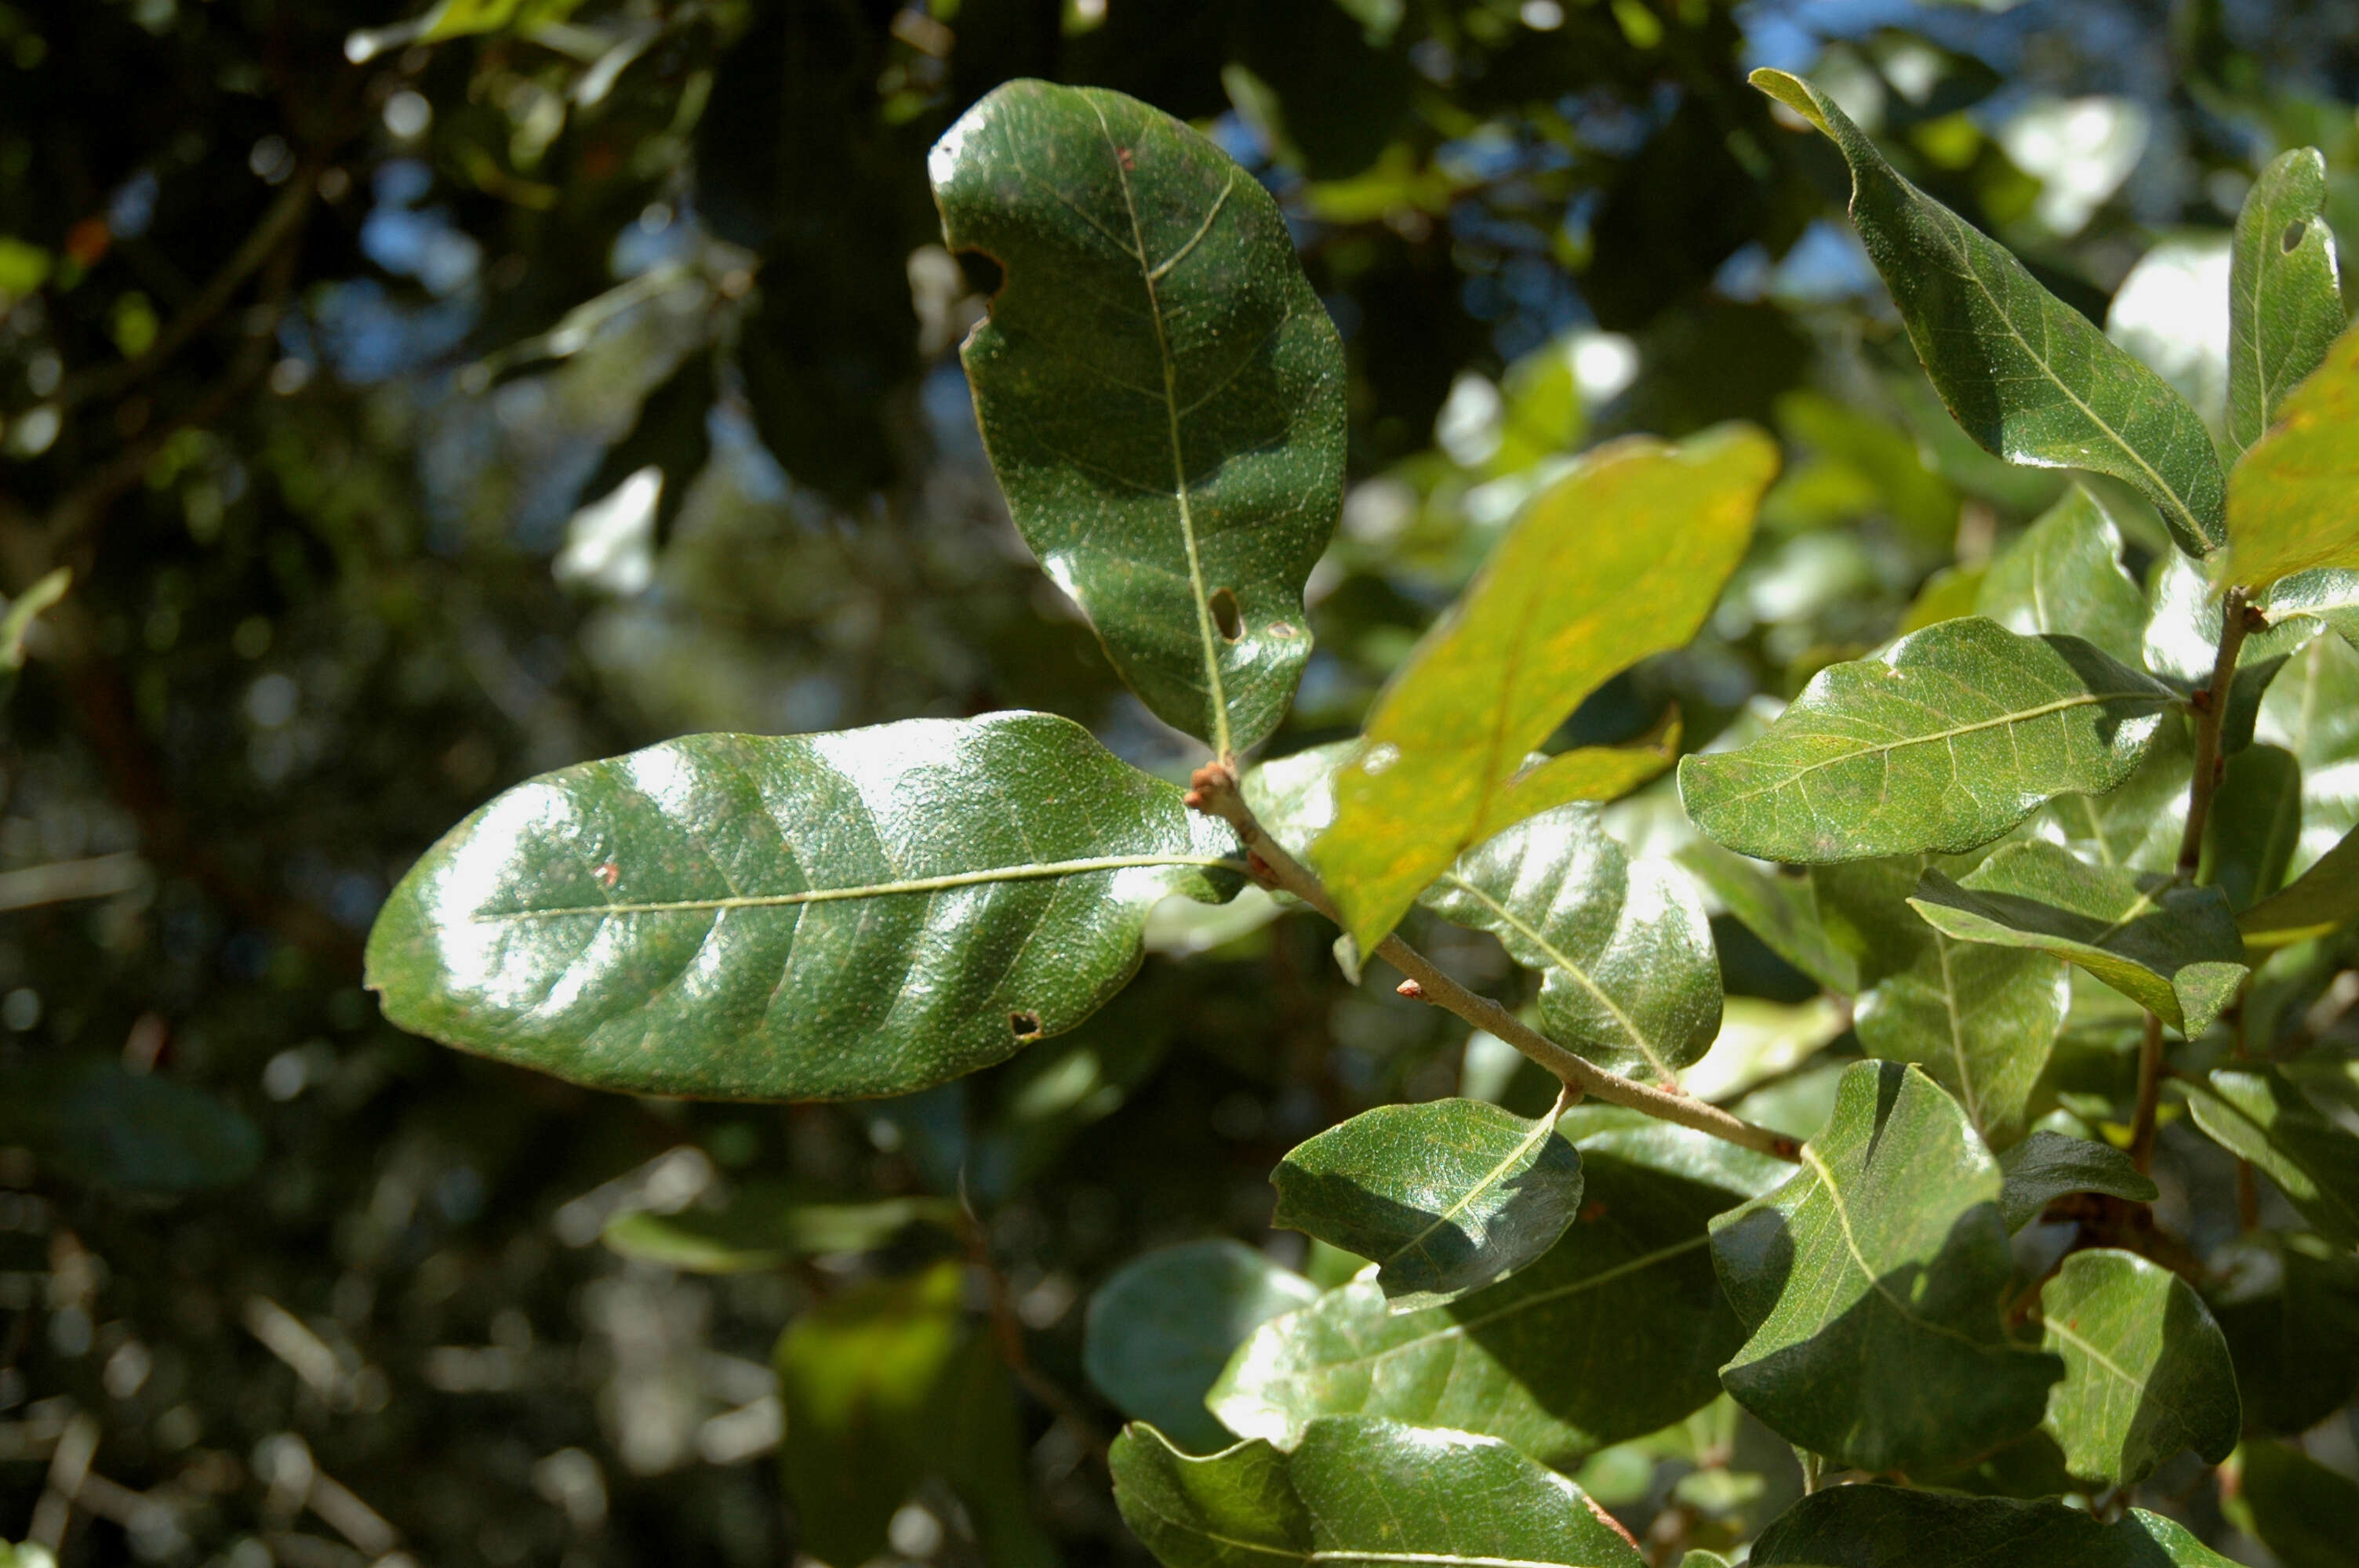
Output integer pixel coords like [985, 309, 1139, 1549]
[1009, 1010, 1043, 1040]
[595, 860, 620, 889]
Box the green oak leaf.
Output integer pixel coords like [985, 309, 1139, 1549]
[2208, 744, 2303, 910]
[1974, 484, 2148, 666]
[1679, 619, 2175, 864]
[2181, 1067, 2359, 1246]
[364, 713, 1243, 1101]
[601, 1191, 958, 1273]
[1084, 1240, 1321, 1454]
[1750, 70, 2226, 558]
[1212, 1110, 1787, 1466]
[2227, 319, 2359, 590]
[2266, 567, 2359, 647]
[2241, 1442, 2359, 1568]
[1273, 1098, 1581, 1312]
[1996, 1131, 2157, 1230]
[2230, 147, 2348, 457]
[1422, 804, 1721, 1081]
[2039, 710, 2191, 876]
[2036, 1248, 2239, 1487]
[1750, 1486, 2237, 1566]
[1709, 1061, 2061, 1473]
[1110, 1416, 1645, 1568]
[2255, 626, 2359, 869]
[1315, 425, 1776, 951]
[2144, 548, 2319, 753]
[931, 80, 1345, 754]
[2208, 1231, 2359, 1435]
[1674, 842, 1859, 996]
[2241, 821, 2359, 949]
[1906, 840, 2248, 1036]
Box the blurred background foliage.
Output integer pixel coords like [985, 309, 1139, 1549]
[3, 0, 2359, 1563]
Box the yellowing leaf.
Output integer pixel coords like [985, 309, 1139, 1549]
[2226, 319, 2359, 590]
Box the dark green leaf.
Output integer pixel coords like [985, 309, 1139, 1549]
[1679, 619, 2175, 863]
[2241, 1442, 2359, 1568]
[1084, 1240, 1321, 1453]
[1212, 1112, 1785, 1465]
[1996, 1131, 2157, 1230]
[1274, 1098, 1581, 1312]
[600, 1192, 958, 1273]
[1315, 426, 1776, 950]
[2208, 1232, 2359, 1435]
[1751, 1486, 2237, 1566]
[1675, 842, 1859, 996]
[2255, 626, 2359, 869]
[2227, 319, 2359, 590]
[2037, 1248, 2240, 1487]
[2039, 710, 2190, 877]
[1423, 805, 1721, 1080]
[931, 81, 1345, 753]
[2241, 822, 2359, 949]
[1906, 841, 2248, 1035]
[0, 1059, 262, 1193]
[1110, 1416, 1645, 1568]
[2181, 1068, 2359, 1246]
[365, 713, 1242, 1101]
[1709, 1061, 2061, 1472]
[2208, 744, 2303, 910]
[1974, 484, 2148, 666]
[2230, 148, 2348, 458]
[1750, 71, 2226, 557]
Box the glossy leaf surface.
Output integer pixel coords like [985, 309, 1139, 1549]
[1110, 1416, 1646, 1568]
[1709, 1061, 2061, 1472]
[1751, 71, 2225, 557]
[2182, 1068, 2359, 1245]
[1315, 426, 1775, 949]
[932, 81, 1346, 753]
[1213, 1112, 1786, 1465]
[1680, 619, 2174, 863]
[1750, 1486, 2237, 1566]
[2037, 1249, 2239, 1487]
[365, 713, 1241, 1101]
[2229, 147, 2348, 457]
[2241, 1439, 2359, 1568]
[2040, 711, 2190, 876]
[1274, 1098, 1581, 1312]
[1085, 1240, 1321, 1454]
[1996, 1131, 2157, 1230]
[2265, 567, 2359, 646]
[2241, 822, 2359, 948]
[2228, 319, 2359, 591]
[1907, 841, 2248, 1035]
[1423, 804, 1721, 1080]
[1974, 484, 2148, 666]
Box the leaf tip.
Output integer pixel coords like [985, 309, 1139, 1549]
[1748, 68, 1828, 134]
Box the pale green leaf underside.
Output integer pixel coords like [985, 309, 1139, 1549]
[1907, 840, 2248, 1035]
[1709, 1061, 2060, 1473]
[2037, 1247, 2240, 1488]
[2181, 1068, 2359, 1247]
[1751, 70, 2226, 557]
[2229, 147, 2347, 459]
[1422, 804, 1721, 1080]
[1750, 1486, 2237, 1566]
[1110, 1416, 1646, 1568]
[1997, 1131, 2157, 1230]
[1680, 617, 2174, 864]
[364, 712, 1242, 1101]
[1085, 1240, 1321, 1454]
[1274, 1098, 1582, 1312]
[932, 80, 1347, 753]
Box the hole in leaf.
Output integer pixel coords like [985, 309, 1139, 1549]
[1009, 1010, 1043, 1041]
[1209, 586, 1242, 642]
[2284, 220, 2307, 254]
[955, 248, 1005, 297]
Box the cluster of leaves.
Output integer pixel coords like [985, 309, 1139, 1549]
[365, 48, 2359, 1568]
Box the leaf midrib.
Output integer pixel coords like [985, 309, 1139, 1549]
[1387, 1091, 1575, 1280]
[1439, 875, 1676, 1083]
[1794, 1145, 1998, 1353]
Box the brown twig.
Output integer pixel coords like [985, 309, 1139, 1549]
[1186, 762, 1801, 1163]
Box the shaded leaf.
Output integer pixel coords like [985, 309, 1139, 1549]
[1997, 1131, 2157, 1231]
[2229, 147, 2348, 458]
[2255, 626, 2359, 869]
[2241, 822, 2359, 949]
[1680, 618, 2175, 863]
[2037, 1248, 2239, 1487]
[1974, 484, 2148, 666]
[1212, 1112, 1786, 1465]
[1675, 841, 1859, 996]
[365, 713, 1241, 1101]
[600, 1192, 958, 1273]
[2241, 1442, 2359, 1568]
[1084, 1241, 1320, 1454]
[1110, 1416, 1645, 1568]
[932, 81, 1345, 754]
[2227, 319, 2359, 590]
[1315, 426, 1776, 950]
[1423, 804, 1721, 1080]
[2181, 1068, 2359, 1246]
[1709, 1061, 2061, 1472]
[1750, 1486, 2237, 1566]
[1273, 1098, 1581, 1312]
[1750, 71, 2225, 557]
[2208, 744, 2303, 910]
[2208, 1231, 2359, 1435]
[0, 1059, 261, 1193]
[2038, 710, 2190, 876]
[1906, 840, 2248, 1035]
